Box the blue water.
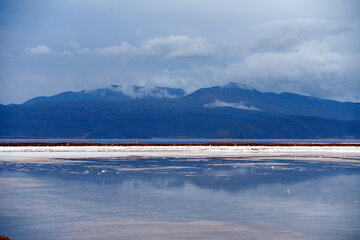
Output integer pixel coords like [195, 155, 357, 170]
[1, 157, 360, 239]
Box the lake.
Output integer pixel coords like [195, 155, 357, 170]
[1, 156, 360, 239]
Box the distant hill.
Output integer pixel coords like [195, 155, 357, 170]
[24, 85, 185, 104]
[180, 83, 360, 121]
[1, 83, 359, 139]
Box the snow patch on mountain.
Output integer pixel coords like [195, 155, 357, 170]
[204, 99, 260, 111]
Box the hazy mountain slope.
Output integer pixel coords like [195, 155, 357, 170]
[1, 98, 359, 139]
[24, 85, 185, 104]
[1, 83, 359, 139]
[179, 83, 360, 120]
[21, 83, 360, 121]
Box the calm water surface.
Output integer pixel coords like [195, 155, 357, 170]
[0, 157, 360, 239]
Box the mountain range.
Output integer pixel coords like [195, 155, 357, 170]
[1, 83, 359, 139]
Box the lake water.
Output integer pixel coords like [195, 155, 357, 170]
[0, 156, 360, 239]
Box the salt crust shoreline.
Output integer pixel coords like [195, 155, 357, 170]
[1, 146, 360, 163]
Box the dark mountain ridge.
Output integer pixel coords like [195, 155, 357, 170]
[180, 83, 359, 121]
[24, 85, 185, 104]
[1, 83, 359, 139]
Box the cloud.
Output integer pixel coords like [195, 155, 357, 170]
[95, 42, 137, 56]
[27, 35, 215, 59]
[55, 50, 71, 56]
[28, 45, 51, 55]
[139, 35, 215, 59]
[250, 18, 350, 52]
[94, 35, 215, 59]
[139, 43, 360, 102]
[110, 85, 183, 99]
[215, 40, 360, 100]
[204, 99, 260, 110]
[76, 48, 91, 54]
[26, 45, 72, 56]
[136, 19, 358, 102]
[224, 47, 342, 81]
[66, 41, 79, 49]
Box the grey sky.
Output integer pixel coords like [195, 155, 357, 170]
[0, 0, 359, 104]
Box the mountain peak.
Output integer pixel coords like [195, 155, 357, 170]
[24, 85, 185, 104]
[222, 82, 253, 90]
[109, 85, 185, 99]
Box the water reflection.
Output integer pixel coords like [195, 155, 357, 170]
[0, 157, 360, 239]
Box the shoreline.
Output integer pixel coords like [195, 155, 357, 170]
[1, 145, 360, 163]
[1, 142, 360, 147]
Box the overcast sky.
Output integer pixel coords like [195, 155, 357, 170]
[0, 0, 359, 104]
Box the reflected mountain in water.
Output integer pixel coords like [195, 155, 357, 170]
[2, 157, 359, 192]
[1, 157, 360, 240]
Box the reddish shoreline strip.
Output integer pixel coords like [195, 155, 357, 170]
[1, 142, 360, 147]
